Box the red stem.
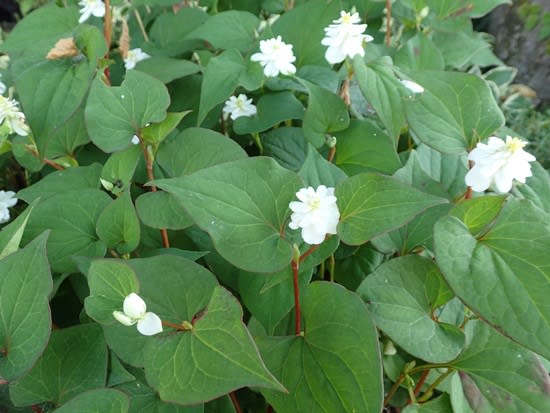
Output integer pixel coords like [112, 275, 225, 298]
[410, 369, 430, 402]
[229, 391, 243, 413]
[103, 0, 112, 84]
[31, 406, 44, 413]
[291, 259, 301, 335]
[464, 160, 474, 200]
[299, 244, 320, 263]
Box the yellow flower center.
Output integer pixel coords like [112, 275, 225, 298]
[506, 137, 526, 153]
[309, 197, 321, 210]
[341, 13, 352, 24]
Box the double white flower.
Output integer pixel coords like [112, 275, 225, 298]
[113, 293, 163, 336]
[465, 135, 536, 193]
[124, 48, 151, 70]
[223, 94, 257, 120]
[78, 0, 105, 24]
[0, 190, 17, 224]
[289, 185, 340, 245]
[0, 96, 30, 136]
[321, 11, 373, 64]
[251, 36, 296, 77]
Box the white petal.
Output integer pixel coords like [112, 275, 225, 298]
[123, 293, 147, 319]
[301, 225, 327, 245]
[465, 166, 492, 192]
[493, 169, 514, 193]
[113, 310, 136, 326]
[137, 312, 163, 336]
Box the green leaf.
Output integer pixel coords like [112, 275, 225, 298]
[142, 112, 190, 146]
[515, 162, 550, 214]
[155, 157, 302, 273]
[15, 25, 106, 159]
[468, 0, 512, 18]
[358, 256, 464, 363]
[451, 321, 550, 412]
[449, 196, 506, 236]
[53, 389, 129, 413]
[101, 145, 142, 195]
[263, 127, 308, 172]
[233, 91, 305, 135]
[395, 33, 445, 71]
[17, 164, 102, 203]
[239, 267, 312, 336]
[23, 189, 111, 273]
[1, 4, 78, 75]
[432, 30, 495, 69]
[85, 71, 170, 152]
[301, 79, 350, 147]
[135, 192, 193, 230]
[186, 11, 260, 52]
[258, 282, 383, 413]
[136, 57, 200, 84]
[0, 232, 52, 381]
[404, 71, 504, 154]
[333, 243, 385, 291]
[156, 127, 247, 178]
[197, 50, 246, 126]
[336, 173, 448, 245]
[434, 199, 550, 359]
[404, 395, 453, 413]
[299, 144, 347, 188]
[104, 255, 219, 368]
[271, 0, 342, 66]
[116, 379, 202, 413]
[0, 200, 37, 260]
[353, 56, 405, 141]
[334, 119, 402, 176]
[96, 190, 141, 254]
[10, 324, 108, 406]
[149, 8, 208, 56]
[145, 286, 285, 404]
[85, 260, 139, 324]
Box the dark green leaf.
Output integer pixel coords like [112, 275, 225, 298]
[299, 144, 347, 188]
[0, 233, 52, 381]
[136, 192, 193, 230]
[53, 389, 129, 413]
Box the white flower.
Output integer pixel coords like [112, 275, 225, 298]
[289, 185, 340, 245]
[222, 94, 257, 120]
[124, 48, 151, 70]
[78, 0, 105, 24]
[112, 293, 163, 336]
[0, 75, 6, 95]
[250, 36, 296, 77]
[257, 14, 280, 33]
[131, 135, 140, 145]
[400, 79, 424, 94]
[0, 96, 30, 136]
[465, 136, 536, 193]
[0, 191, 17, 224]
[321, 11, 374, 64]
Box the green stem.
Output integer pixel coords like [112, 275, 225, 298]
[417, 369, 455, 403]
[252, 132, 264, 154]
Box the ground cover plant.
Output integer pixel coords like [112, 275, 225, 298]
[0, 0, 550, 412]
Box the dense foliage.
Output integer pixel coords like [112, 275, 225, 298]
[0, 0, 549, 412]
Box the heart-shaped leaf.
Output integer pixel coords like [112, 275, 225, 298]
[53, 389, 129, 413]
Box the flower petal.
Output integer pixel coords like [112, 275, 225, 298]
[123, 293, 147, 319]
[137, 312, 163, 336]
[113, 310, 136, 326]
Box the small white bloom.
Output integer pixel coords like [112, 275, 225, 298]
[400, 79, 424, 94]
[113, 293, 163, 336]
[289, 185, 340, 245]
[250, 36, 296, 77]
[222, 94, 257, 120]
[131, 135, 140, 145]
[78, 0, 105, 24]
[321, 11, 374, 64]
[257, 14, 280, 33]
[465, 135, 536, 193]
[0, 75, 6, 95]
[124, 48, 151, 70]
[0, 96, 30, 136]
[0, 190, 17, 224]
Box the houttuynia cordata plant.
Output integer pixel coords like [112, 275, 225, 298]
[0, 0, 549, 412]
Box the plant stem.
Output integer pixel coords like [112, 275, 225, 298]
[161, 320, 192, 331]
[299, 244, 320, 263]
[417, 369, 454, 403]
[384, 374, 406, 406]
[385, 0, 392, 46]
[327, 146, 336, 163]
[30, 406, 44, 413]
[134, 9, 150, 42]
[409, 369, 430, 403]
[464, 160, 474, 199]
[285, 0, 295, 11]
[141, 143, 171, 248]
[291, 258, 301, 335]
[229, 392, 243, 413]
[328, 253, 335, 282]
